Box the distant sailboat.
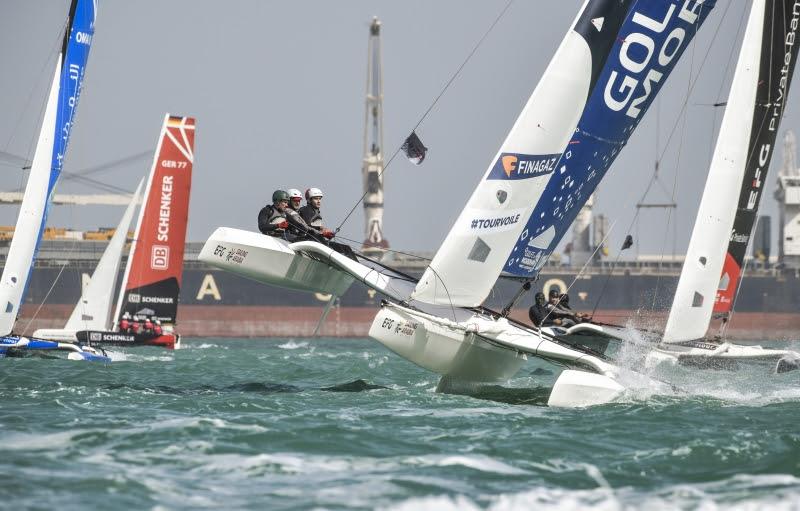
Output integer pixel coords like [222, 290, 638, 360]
[44, 114, 194, 351]
[0, 0, 107, 361]
[200, 1, 717, 406]
[655, 0, 800, 371]
[32, 180, 143, 342]
[96, 114, 194, 349]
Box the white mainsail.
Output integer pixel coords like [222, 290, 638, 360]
[664, 0, 799, 343]
[0, 0, 96, 336]
[64, 180, 143, 332]
[413, 0, 716, 307]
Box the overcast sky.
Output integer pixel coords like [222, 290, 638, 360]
[0, 0, 793, 261]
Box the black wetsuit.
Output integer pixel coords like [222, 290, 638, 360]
[529, 303, 549, 327]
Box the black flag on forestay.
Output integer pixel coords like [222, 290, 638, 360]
[401, 131, 428, 165]
[621, 234, 633, 250]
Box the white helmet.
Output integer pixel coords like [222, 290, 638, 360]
[305, 187, 323, 200]
[287, 188, 303, 201]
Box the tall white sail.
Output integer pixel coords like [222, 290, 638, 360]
[664, 0, 800, 343]
[413, 0, 716, 307]
[64, 180, 142, 332]
[0, 0, 96, 336]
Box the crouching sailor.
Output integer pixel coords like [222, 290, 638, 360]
[258, 190, 291, 238]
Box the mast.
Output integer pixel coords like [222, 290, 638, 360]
[362, 17, 388, 257]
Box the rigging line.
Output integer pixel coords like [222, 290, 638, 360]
[3, 23, 65, 154]
[650, 29, 697, 312]
[332, 233, 432, 262]
[540, 219, 616, 326]
[656, 0, 734, 165]
[20, 206, 82, 336]
[335, 0, 515, 233]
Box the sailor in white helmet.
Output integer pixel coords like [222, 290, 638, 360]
[284, 188, 311, 236]
[299, 188, 334, 239]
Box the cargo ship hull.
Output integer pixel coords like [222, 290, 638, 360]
[11, 258, 800, 340]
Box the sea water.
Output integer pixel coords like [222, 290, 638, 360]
[1, 338, 799, 510]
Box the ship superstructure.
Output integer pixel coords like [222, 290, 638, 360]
[361, 17, 388, 256]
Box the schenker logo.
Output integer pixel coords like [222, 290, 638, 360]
[603, 1, 705, 119]
[157, 175, 174, 242]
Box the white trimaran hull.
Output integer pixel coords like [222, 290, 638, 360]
[200, 228, 626, 407]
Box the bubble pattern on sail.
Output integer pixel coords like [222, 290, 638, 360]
[413, 0, 715, 307]
[0, 0, 96, 336]
[714, 0, 800, 315]
[114, 115, 195, 326]
[504, 1, 715, 279]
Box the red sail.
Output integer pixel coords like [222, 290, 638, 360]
[115, 115, 195, 325]
[713, 252, 740, 314]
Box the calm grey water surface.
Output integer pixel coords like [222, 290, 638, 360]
[1, 338, 799, 510]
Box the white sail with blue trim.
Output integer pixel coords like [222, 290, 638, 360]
[0, 0, 96, 336]
[413, 0, 716, 307]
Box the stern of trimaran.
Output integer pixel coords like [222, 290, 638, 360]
[201, 0, 717, 406]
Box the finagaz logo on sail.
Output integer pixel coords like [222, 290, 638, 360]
[603, 1, 705, 119]
[487, 153, 559, 180]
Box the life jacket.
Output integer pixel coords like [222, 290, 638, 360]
[258, 204, 287, 234]
[299, 205, 323, 230]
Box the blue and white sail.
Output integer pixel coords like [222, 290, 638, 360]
[413, 0, 716, 307]
[0, 0, 97, 336]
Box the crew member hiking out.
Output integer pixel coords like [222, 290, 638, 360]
[258, 190, 290, 238]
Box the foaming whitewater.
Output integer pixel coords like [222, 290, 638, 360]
[2, 337, 799, 510]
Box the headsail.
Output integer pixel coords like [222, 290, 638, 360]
[664, 0, 800, 343]
[0, 0, 96, 336]
[64, 180, 143, 332]
[113, 115, 195, 327]
[413, 0, 716, 307]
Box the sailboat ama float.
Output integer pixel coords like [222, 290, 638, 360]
[200, 0, 717, 406]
